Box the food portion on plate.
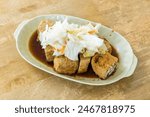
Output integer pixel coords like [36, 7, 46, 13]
[35, 19, 118, 79]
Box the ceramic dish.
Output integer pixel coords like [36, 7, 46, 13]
[14, 14, 138, 86]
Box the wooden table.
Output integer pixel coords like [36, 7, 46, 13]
[0, 0, 150, 100]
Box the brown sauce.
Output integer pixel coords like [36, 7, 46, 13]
[29, 30, 53, 67]
[29, 30, 119, 78]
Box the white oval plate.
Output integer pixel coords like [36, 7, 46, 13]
[14, 14, 138, 86]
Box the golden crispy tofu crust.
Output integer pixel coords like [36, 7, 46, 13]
[104, 40, 112, 54]
[91, 52, 118, 79]
[54, 56, 79, 74]
[44, 45, 54, 62]
[78, 54, 91, 73]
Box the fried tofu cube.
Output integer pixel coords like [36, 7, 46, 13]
[104, 40, 112, 54]
[54, 56, 79, 74]
[38, 19, 54, 33]
[78, 54, 91, 73]
[44, 45, 54, 62]
[38, 20, 54, 62]
[91, 52, 118, 79]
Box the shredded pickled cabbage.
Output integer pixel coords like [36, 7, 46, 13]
[39, 19, 108, 61]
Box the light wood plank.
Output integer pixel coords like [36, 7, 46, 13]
[0, 0, 150, 99]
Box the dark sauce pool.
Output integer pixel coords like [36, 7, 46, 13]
[29, 30, 119, 78]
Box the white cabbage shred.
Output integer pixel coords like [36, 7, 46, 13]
[39, 19, 108, 61]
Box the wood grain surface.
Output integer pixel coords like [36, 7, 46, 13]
[0, 0, 150, 100]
